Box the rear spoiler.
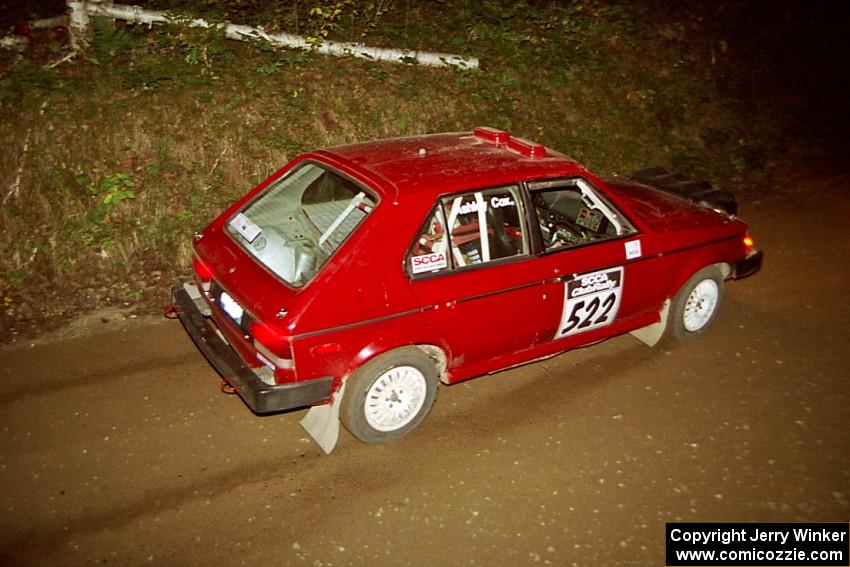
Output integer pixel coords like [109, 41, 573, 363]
[629, 167, 737, 216]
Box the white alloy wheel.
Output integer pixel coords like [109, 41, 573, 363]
[682, 279, 719, 332]
[364, 365, 428, 432]
[665, 265, 725, 343]
[341, 347, 439, 444]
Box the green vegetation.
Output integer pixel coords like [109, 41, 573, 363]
[0, 1, 817, 337]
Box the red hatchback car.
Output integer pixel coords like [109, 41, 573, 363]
[172, 127, 762, 452]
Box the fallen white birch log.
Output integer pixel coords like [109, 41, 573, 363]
[0, 16, 71, 51]
[67, 1, 478, 69]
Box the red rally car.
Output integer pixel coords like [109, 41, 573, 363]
[172, 127, 762, 452]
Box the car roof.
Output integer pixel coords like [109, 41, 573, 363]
[313, 128, 586, 201]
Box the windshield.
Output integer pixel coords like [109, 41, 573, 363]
[226, 163, 377, 287]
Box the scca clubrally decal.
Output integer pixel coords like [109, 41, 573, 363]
[557, 267, 624, 338]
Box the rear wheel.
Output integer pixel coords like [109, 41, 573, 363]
[668, 266, 724, 342]
[341, 347, 438, 444]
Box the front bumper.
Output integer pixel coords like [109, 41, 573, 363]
[731, 249, 763, 280]
[172, 283, 333, 414]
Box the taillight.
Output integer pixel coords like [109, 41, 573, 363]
[192, 256, 214, 292]
[251, 321, 294, 380]
[743, 233, 755, 254]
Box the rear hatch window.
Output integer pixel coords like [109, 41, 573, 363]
[226, 163, 377, 287]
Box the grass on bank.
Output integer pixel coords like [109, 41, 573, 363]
[0, 1, 792, 338]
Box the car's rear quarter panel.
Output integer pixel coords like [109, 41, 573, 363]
[287, 192, 444, 386]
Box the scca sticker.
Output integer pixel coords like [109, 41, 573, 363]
[557, 267, 623, 338]
[411, 251, 448, 274]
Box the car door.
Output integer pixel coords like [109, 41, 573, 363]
[526, 177, 665, 344]
[406, 185, 553, 374]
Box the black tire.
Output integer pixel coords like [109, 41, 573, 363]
[667, 265, 725, 342]
[341, 347, 438, 444]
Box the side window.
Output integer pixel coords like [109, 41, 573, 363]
[443, 186, 526, 267]
[408, 186, 528, 276]
[409, 207, 451, 275]
[530, 179, 634, 252]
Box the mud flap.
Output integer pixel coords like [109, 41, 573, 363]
[300, 380, 346, 454]
[630, 300, 670, 347]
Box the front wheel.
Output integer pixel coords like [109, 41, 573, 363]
[667, 265, 724, 342]
[341, 347, 438, 444]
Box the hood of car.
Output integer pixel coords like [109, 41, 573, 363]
[604, 179, 728, 232]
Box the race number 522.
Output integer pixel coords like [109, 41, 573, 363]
[557, 267, 623, 338]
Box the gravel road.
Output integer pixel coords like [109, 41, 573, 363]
[2, 178, 848, 566]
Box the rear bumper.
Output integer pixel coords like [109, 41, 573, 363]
[731, 249, 763, 280]
[172, 283, 333, 414]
